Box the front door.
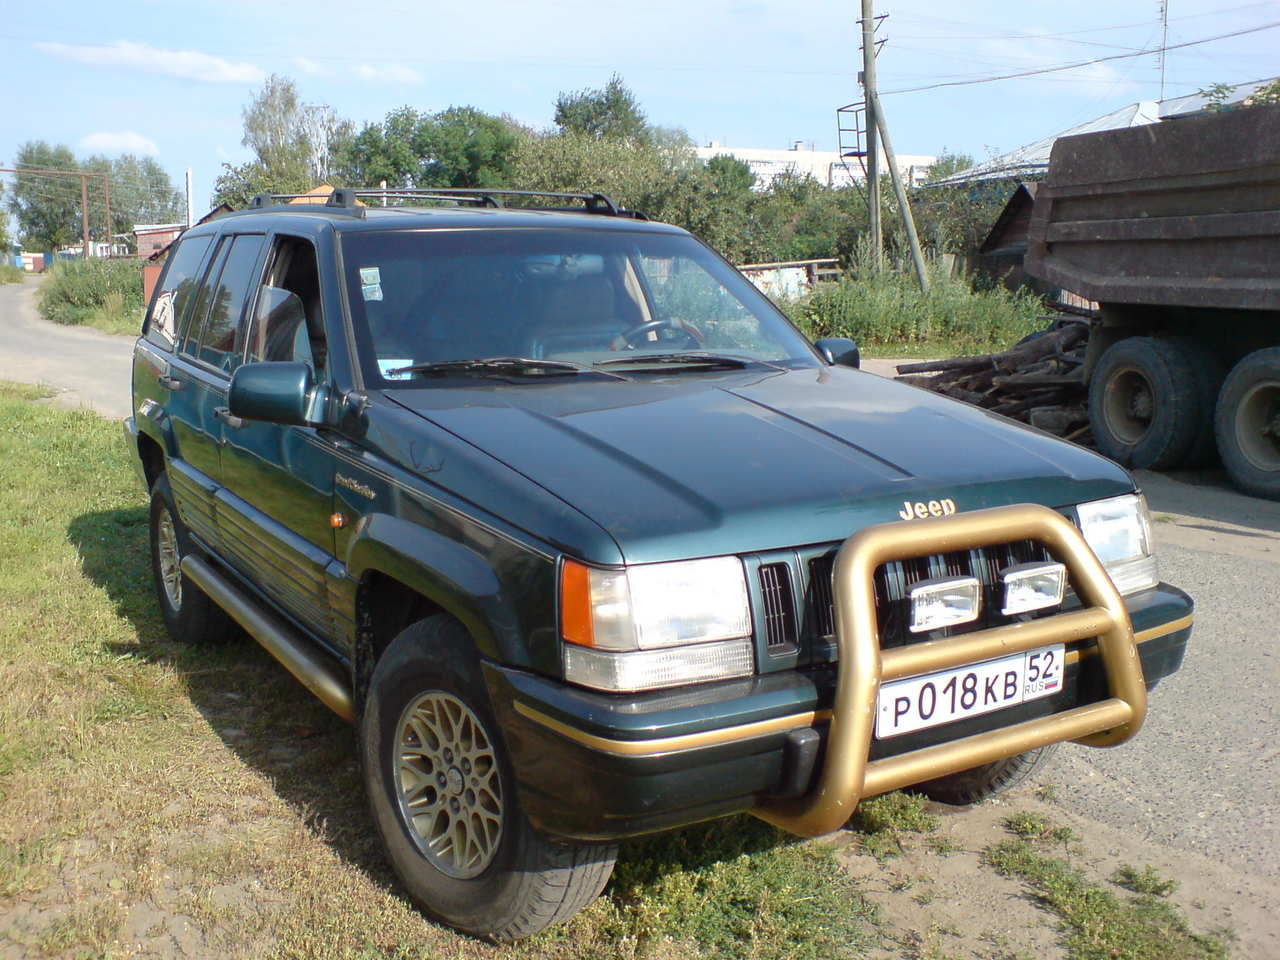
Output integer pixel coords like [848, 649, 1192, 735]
[217, 234, 340, 646]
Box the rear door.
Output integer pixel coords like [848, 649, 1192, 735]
[217, 233, 340, 645]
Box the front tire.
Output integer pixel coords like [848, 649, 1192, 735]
[361, 615, 616, 940]
[917, 744, 1059, 805]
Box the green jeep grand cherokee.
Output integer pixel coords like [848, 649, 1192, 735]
[124, 188, 1193, 940]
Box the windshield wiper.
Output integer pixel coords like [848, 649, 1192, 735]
[387, 357, 629, 381]
[594, 352, 784, 371]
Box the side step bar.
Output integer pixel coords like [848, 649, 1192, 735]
[181, 554, 355, 722]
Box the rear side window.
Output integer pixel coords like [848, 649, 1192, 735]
[194, 235, 267, 372]
[144, 236, 211, 350]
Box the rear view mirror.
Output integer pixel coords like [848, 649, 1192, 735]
[814, 337, 861, 368]
[228, 361, 315, 426]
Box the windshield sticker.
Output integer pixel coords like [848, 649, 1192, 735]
[359, 266, 381, 285]
[378, 358, 413, 381]
[362, 281, 383, 302]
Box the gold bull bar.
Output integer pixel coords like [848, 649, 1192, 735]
[753, 503, 1145, 838]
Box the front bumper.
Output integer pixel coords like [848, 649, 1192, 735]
[488, 581, 1191, 842]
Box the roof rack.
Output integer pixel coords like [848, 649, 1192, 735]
[244, 187, 646, 219]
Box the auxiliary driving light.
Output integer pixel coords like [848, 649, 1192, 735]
[908, 576, 982, 633]
[1001, 561, 1067, 615]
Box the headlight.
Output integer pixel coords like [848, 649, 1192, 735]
[560, 556, 754, 692]
[1077, 493, 1158, 595]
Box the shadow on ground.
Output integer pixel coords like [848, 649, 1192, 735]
[1137, 466, 1280, 534]
[65, 505, 795, 920]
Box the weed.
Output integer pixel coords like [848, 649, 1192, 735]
[35, 257, 143, 335]
[1034, 783, 1059, 802]
[854, 791, 940, 835]
[1004, 811, 1074, 844]
[984, 826, 1229, 960]
[925, 834, 960, 857]
[1113, 864, 1180, 897]
[0, 263, 24, 285]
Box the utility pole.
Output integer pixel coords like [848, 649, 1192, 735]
[103, 178, 112, 256]
[860, 0, 881, 268]
[868, 87, 930, 296]
[185, 168, 194, 229]
[80, 174, 90, 258]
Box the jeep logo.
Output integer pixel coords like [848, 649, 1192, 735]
[898, 498, 958, 521]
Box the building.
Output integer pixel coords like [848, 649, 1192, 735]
[133, 223, 186, 259]
[694, 141, 936, 190]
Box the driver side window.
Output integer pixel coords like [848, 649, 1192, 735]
[246, 236, 325, 372]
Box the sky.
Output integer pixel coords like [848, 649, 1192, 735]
[0, 0, 1276, 219]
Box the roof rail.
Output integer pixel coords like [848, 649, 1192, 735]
[242, 187, 647, 219]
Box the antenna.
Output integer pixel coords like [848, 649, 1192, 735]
[1158, 0, 1170, 101]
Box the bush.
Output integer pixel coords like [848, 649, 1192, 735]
[0, 264, 23, 285]
[36, 258, 144, 334]
[783, 259, 1044, 354]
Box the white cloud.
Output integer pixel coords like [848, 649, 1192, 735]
[353, 63, 422, 85]
[293, 56, 328, 76]
[34, 40, 265, 85]
[79, 130, 160, 156]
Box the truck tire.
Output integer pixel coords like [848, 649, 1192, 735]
[916, 744, 1059, 805]
[361, 615, 616, 940]
[148, 474, 238, 645]
[1215, 347, 1280, 500]
[1088, 337, 1206, 469]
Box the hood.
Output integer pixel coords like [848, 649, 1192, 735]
[389, 366, 1132, 564]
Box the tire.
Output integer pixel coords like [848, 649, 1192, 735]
[917, 744, 1059, 806]
[361, 615, 616, 940]
[1214, 347, 1280, 500]
[1088, 337, 1212, 470]
[1165, 336, 1224, 467]
[148, 474, 238, 645]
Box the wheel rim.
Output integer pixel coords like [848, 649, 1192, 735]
[156, 509, 182, 609]
[1234, 378, 1280, 472]
[394, 692, 503, 879]
[1102, 366, 1155, 445]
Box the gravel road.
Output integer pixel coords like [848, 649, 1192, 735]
[0, 277, 134, 419]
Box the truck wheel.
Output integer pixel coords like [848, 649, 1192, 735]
[1088, 337, 1206, 469]
[1215, 347, 1280, 500]
[917, 744, 1059, 805]
[148, 474, 237, 645]
[361, 615, 616, 940]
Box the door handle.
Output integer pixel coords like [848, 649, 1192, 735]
[157, 374, 183, 391]
[213, 406, 246, 429]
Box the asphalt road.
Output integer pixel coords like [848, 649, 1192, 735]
[2, 274, 1276, 885]
[0, 277, 134, 419]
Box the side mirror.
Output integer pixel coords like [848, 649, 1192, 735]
[228, 361, 316, 426]
[814, 337, 861, 369]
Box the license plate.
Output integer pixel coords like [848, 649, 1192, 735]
[875, 644, 1065, 739]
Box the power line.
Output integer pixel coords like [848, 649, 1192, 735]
[882, 20, 1280, 96]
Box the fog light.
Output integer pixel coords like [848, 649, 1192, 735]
[1001, 561, 1066, 615]
[908, 576, 981, 633]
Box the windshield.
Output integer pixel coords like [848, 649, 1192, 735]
[340, 228, 820, 385]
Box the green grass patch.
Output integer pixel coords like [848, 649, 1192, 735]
[1005, 811, 1075, 844]
[35, 258, 143, 336]
[784, 263, 1044, 356]
[0, 264, 24, 285]
[850, 791, 939, 861]
[984, 818, 1229, 960]
[1113, 864, 1179, 898]
[0, 379, 884, 959]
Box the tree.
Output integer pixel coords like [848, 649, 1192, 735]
[705, 154, 756, 195]
[553, 74, 649, 142]
[7, 141, 81, 251]
[923, 150, 975, 184]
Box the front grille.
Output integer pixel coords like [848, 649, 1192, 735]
[806, 540, 1055, 650]
[759, 562, 798, 648]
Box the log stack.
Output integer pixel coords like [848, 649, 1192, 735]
[895, 318, 1093, 443]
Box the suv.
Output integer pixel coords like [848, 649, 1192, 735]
[125, 188, 1193, 940]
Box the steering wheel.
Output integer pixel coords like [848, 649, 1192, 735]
[620, 319, 702, 348]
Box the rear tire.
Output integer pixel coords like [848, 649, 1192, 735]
[917, 744, 1059, 805]
[148, 474, 237, 645]
[1215, 347, 1280, 500]
[361, 615, 616, 940]
[1088, 337, 1207, 470]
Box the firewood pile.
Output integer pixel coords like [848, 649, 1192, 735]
[895, 317, 1093, 442]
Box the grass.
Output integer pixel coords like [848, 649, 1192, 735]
[0, 264, 24, 285]
[850, 791, 940, 861]
[0, 380, 882, 959]
[984, 817, 1230, 960]
[34, 257, 143, 336]
[783, 262, 1044, 357]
